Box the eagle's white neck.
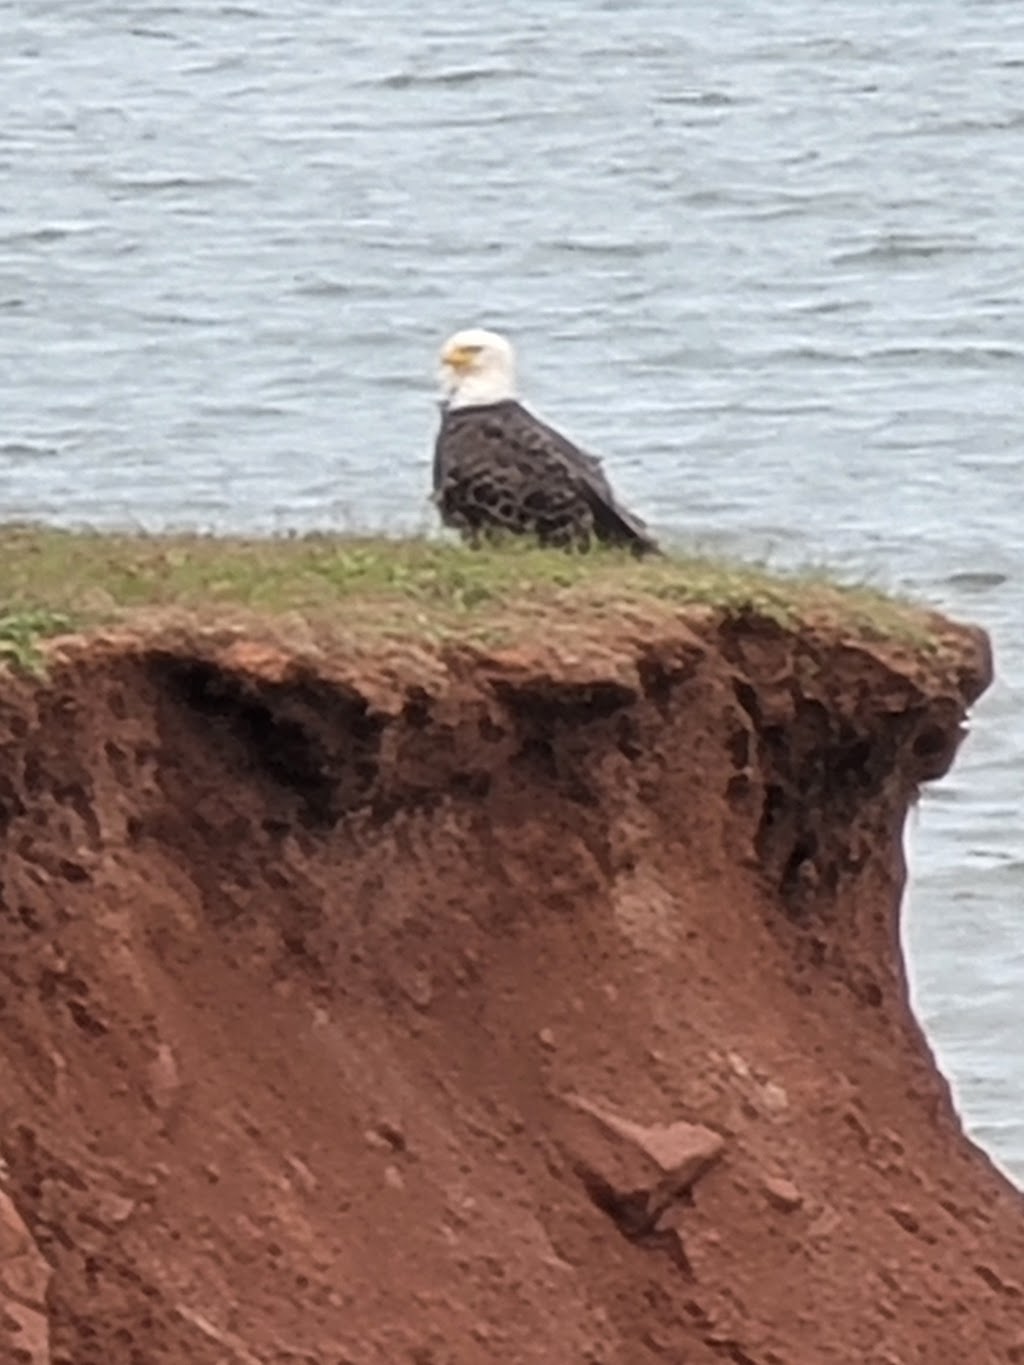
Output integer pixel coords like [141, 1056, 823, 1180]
[444, 372, 518, 409]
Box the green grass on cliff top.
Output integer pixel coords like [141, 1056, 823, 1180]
[0, 524, 938, 662]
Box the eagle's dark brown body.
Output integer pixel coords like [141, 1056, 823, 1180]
[432, 399, 659, 555]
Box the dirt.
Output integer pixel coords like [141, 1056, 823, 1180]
[0, 607, 1021, 1364]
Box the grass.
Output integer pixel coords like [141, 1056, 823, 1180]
[0, 608, 74, 674]
[0, 523, 943, 662]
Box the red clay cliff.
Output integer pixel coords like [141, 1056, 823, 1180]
[0, 605, 1021, 1364]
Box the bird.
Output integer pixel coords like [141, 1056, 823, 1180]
[431, 327, 660, 556]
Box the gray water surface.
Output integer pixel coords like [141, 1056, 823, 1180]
[2, 0, 1022, 1182]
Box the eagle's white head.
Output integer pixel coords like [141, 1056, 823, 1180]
[437, 327, 518, 409]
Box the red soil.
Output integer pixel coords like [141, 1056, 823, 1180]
[0, 609, 1021, 1364]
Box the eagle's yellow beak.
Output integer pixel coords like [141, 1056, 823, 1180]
[441, 342, 480, 372]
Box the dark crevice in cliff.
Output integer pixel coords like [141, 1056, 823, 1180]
[719, 621, 972, 921]
[148, 655, 384, 827]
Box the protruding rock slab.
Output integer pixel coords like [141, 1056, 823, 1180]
[559, 1093, 725, 1235]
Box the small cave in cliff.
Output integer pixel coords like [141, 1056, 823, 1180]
[148, 654, 384, 827]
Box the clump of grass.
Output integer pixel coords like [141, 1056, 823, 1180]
[0, 523, 938, 650]
[0, 608, 73, 674]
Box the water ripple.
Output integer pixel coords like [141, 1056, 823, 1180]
[374, 66, 523, 90]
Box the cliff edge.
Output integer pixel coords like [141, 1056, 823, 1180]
[0, 536, 1019, 1364]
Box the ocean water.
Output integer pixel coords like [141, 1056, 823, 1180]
[1, 0, 1022, 1182]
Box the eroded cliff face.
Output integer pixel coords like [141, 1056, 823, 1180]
[0, 608, 1019, 1365]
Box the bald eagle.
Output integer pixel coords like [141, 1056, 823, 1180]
[431, 328, 660, 556]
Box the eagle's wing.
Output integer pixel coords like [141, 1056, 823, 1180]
[435, 401, 659, 555]
[520, 407, 658, 547]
